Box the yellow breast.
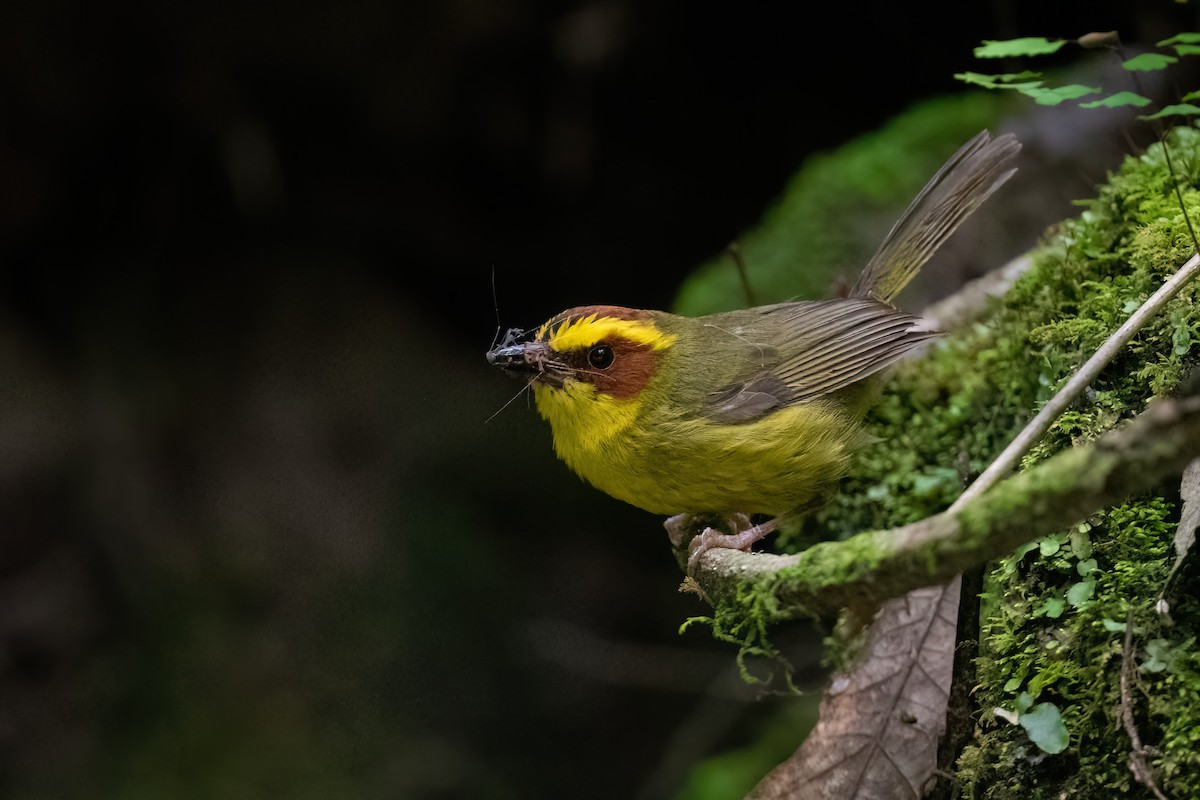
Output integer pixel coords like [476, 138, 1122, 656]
[533, 381, 861, 517]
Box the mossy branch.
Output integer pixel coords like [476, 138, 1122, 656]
[689, 394, 1200, 622]
[952, 253, 1200, 510]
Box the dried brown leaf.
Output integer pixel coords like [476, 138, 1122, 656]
[1172, 457, 1200, 562]
[748, 582, 959, 800]
[1160, 457, 1200, 608]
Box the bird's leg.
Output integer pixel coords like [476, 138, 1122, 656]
[664, 512, 752, 548]
[683, 496, 827, 575]
[685, 516, 781, 575]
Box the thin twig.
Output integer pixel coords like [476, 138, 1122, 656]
[950, 253, 1200, 511]
[1158, 132, 1200, 255]
[1120, 611, 1170, 800]
[726, 242, 758, 308]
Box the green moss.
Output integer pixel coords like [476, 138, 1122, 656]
[784, 530, 891, 590]
[790, 125, 1200, 798]
[963, 498, 1188, 799]
[684, 569, 813, 688]
[680, 106, 1200, 798]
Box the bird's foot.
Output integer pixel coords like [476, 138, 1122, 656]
[685, 518, 778, 575]
[664, 512, 752, 548]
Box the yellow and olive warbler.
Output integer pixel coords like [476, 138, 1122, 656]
[488, 130, 1021, 570]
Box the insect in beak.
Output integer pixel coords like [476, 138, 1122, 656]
[486, 330, 565, 388]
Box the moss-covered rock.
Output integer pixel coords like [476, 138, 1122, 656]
[803, 125, 1200, 798]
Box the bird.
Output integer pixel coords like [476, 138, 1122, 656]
[487, 130, 1021, 572]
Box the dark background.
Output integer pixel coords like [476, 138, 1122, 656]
[2, 2, 1197, 799]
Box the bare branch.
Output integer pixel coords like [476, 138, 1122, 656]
[950, 252, 1200, 511]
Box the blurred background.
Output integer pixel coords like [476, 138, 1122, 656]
[2, 2, 1198, 799]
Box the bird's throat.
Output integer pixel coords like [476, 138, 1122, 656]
[534, 381, 644, 457]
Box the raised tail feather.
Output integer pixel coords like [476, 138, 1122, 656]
[850, 130, 1022, 305]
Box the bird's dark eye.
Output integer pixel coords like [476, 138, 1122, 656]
[588, 345, 614, 369]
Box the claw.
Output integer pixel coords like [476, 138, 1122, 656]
[664, 512, 754, 548]
[685, 521, 775, 575]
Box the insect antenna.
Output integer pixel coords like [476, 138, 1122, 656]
[489, 265, 504, 350]
[485, 375, 538, 425]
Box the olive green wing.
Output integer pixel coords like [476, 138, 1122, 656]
[702, 299, 938, 422]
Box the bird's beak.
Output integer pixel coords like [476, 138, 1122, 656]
[486, 337, 565, 388]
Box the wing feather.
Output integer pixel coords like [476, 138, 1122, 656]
[703, 299, 935, 421]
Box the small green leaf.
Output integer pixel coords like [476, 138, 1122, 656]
[965, 70, 1043, 84]
[1158, 32, 1200, 46]
[1066, 578, 1096, 607]
[1102, 618, 1128, 632]
[1018, 84, 1100, 106]
[1172, 310, 1192, 354]
[1014, 542, 1039, 558]
[1172, 44, 1200, 57]
[1020, 702, 1070, 754]
[1076, 558, 1097, 577]
[1182, 90, 1200, 103]
[1069, 527, 1093, 559]
[1015, 692, 1034, 713]
[975, 37, 1068, 58]
[1004, 676, 1023, 692]
[1040, 537, 1061, 556]
[1081, 91, 1153, 109]
[1002, 542, 1038, 575]
[1141, 639, 1173, 673]
[1140, 103, 1200, 121]
[912, 466, 960, 497]
[954, 71, 1044, 91]
[1039, 597, 1066, 618]
[1123, 53, 1178, 71]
